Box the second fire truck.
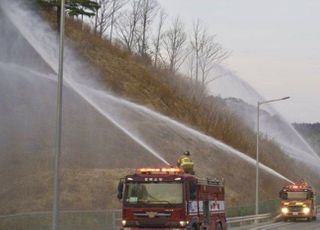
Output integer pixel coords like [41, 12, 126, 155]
[117, 167, 227, 229]
[279, 182, 317, 221]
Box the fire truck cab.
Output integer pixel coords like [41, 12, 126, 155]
[117, 167, 227, 229]
[279, 182, 317, 221]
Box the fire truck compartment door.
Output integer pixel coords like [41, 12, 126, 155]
[203, 200, 210, 225]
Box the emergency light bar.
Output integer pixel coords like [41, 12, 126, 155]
[284, 182, 310, 190]
[138, 168, 161, 173]
[161, 168, 183, 173]
[137, 167, 183, 174]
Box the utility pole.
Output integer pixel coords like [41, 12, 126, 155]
[255, 96, 290, 222]
[53, 0, 65, 229]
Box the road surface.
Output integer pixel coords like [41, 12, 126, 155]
[251, 215, 320, 230]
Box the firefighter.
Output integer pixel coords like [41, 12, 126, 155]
[177, 151, 195, 174]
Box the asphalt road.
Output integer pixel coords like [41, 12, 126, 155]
[250, 215, 320, 230]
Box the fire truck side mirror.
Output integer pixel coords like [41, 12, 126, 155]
[117, 180, 124, 200]
[279, 191, 287, 200]
[307, 191, 313, 199]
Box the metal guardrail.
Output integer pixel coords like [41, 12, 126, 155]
[0, 206, 318, 229]
[0, 210, 273, 230]
[112, 209, 122, 229]
[0, 209, 109, 219]
[0, 209, 121, 230]
[227, 213, 272, 224]
[112, 212, 275, 229]
[227, 205, 320, 229]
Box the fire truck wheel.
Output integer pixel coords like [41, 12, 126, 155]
[282, 217, 288, 222]
[190, 223, 200, 230]
[215, 222, 223, 230]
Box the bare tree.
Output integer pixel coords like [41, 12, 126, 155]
[152, 9, 166, 67]
[137, 0, 159, 56]
[116, 0, 141, 52]
[94, 0, 111, 36]
[189, 20, 229, 87]
[94, 1, 100, 33]
[163, 17, 187, 73]
[109, 0, 127, 41]
[186, 50, 195, 79]
[190, 19, 204, 81]
[198, 35, 229, 87]
[93, 0, 127, 38]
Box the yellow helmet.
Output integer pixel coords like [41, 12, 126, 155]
[183, 151, 190, 156]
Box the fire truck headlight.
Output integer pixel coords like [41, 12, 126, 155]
[303, 207, 310, 214]
[281, 207, 289, 214]
[179, 220, 189, 227]
[122, 220, 126, 226]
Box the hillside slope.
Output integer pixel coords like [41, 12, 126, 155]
[294, 123, 320, 155]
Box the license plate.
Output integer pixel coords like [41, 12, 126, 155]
[293, 212, 298, 215]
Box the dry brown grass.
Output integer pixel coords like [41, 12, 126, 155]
[42, 10, 317, 178]
[56, 18, 288, 174]
[0, 166, 132, 214]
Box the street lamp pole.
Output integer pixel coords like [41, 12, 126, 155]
[53, 1, 65, 230]
[255, 96, 290, 219]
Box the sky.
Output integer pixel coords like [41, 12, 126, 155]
[160, 0, 320, 123]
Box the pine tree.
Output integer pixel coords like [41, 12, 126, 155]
[38, 0, 100, 31]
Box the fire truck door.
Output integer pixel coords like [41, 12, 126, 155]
[203, 200, 210, 225]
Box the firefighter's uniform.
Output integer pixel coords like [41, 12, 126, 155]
[177, 155, 194, 174]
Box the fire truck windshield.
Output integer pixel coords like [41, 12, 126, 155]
[125, 182, 183, 205]
[285, 191, 308, 200]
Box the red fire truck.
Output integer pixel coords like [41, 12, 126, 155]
[117, 167, 227, 229]
[279, 182, 317, 221]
